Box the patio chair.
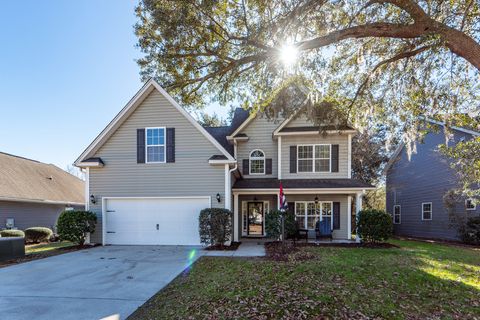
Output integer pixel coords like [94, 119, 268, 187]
[315, 218, 332, 241]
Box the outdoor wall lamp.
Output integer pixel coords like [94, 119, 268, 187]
[90, 194, 96, 204]
[216, 193, 221, 203]
[314, 196, 319, 204]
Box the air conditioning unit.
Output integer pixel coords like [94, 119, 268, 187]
[5, 218, 15, 229]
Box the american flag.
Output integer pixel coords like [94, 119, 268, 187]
[279, 182, 287, 212]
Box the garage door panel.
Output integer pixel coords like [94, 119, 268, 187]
[104, 197, 209, 245]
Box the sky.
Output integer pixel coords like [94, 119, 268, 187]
[0, 1, 229, 171]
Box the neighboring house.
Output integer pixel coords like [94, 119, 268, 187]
[385, 120, 480, 241]
[0, 152, 85, 231]
[75, 79, 373, 245]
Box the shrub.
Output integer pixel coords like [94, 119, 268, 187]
[458, 216, 480, 245]
[57, 210, 97, 245]
[199, 208, 232, 246]
[357, 209, 393, 243]
[0, 229, 25, 238]
[265, 210, 298, 240]
[24, 227, 53, 243]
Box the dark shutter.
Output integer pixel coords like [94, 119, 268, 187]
[333, 202, 340, 230]
[266, 158, 272, 174]
[331, 144, 339, 172]
[242, 159, 249, 175]
[289, 146, 297, 173]
[137, 129, 145, 164]
[166, 128, 175, 163]
[287, 202, 295, 215]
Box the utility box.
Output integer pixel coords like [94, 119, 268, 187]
[0, 237, 25, 262]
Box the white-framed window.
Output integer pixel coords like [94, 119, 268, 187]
[393, 205, 401, 224]
[422, 202, 432, 220]
[297, 144, 331, 173]
[249, 149, 265, 174]
[466, 198, 476, 210]
[295, 201, 332, 230]
[146, 127, 166, 163]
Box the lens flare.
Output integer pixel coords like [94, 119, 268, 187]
[280, 44, 299, 66]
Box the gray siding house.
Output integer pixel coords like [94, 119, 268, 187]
[0, 152, 85, 231]
[75, 79, 373, 245]
[385, 120, 479, 240]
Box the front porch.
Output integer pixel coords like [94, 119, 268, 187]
[232, 180, 368, 242]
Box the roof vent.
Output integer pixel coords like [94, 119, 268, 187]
[46, 176, 53, 180]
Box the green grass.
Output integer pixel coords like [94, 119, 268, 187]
[25, 241, 75, 255]
[129, 240, 480, 319]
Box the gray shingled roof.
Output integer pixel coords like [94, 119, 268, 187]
[233, 178, 373, 189]
[203, 108, 250, 155]
[0, 152, 84, 204]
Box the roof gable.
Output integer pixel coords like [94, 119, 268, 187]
[75, 80, 234, 165]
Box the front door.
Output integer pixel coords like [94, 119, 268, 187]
[247, 202, 264, 236]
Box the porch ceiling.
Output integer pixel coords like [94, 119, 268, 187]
[232, 178, 373, 190]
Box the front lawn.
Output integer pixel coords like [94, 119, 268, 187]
[129, 240, 480, 319]
[25, 241, 76, 255]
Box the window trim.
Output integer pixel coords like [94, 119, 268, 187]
[296, 144, 332, 173]
[421, 202, 432, 221]
[393, 205, 401, 224]
[294, 201, 333, 230]
[145, 127, 166, 164]
[249, 149, 266, 175]
[465, 198, 477, 211]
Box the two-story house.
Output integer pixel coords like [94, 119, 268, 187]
[385, 119, 479, 241]
[75, 80, 373, 245]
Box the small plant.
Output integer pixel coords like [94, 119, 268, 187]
[24, 227, 53, 243]
[0, 229, 25, 238]
[357, 209, 393, 243]
[265, 209, 298, 240]
[458, 216, 480, 245]
[199, 208, 232, 246]
[57, 210, 97, 245]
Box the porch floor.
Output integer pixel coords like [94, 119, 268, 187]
[240, 237, 356, 244]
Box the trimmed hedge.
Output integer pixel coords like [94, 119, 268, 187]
[25, 227, 53, 243]
[265, 209, 297, 240]
[459, 216, 480, 245]
[199, 208, 232, 246]
[0, 229, 25, 238]
[57, 210, 97, 245]
[357, 209, 393, 243]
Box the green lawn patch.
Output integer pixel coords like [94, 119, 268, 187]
[25, 241, 76, 255]
[129, 239, 480, 319]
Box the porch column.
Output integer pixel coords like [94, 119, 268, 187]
[347, 195, 352, 240]
[355, 192, 363, 243]
[233, 193, 239, 242]
[277, 193, 281, 210]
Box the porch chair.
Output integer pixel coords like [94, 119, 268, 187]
[315, 218, 332, 241]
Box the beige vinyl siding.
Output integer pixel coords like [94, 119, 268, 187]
[88, 90, 226, 244]
[236, 115, 283, 178]
[0, 201, 82, 231]
[281, 134, 349, 179]
[286, 114, 312, 127]
[286, 194, 350, 239]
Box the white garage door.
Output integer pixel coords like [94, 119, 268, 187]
[104, 197, 210, 245]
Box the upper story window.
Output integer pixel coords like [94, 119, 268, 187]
[249, 149, 265, 174]
[466, 198, 476, 210]
[297, 145, 331, 173]
[146, 127, 165, 163]
[393, 205, 401, 224]
[422, 202, 432, 220]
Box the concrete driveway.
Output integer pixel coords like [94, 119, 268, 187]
[0, 245, 202, 320]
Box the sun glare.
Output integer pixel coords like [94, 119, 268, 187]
[279, 44, 299, 66]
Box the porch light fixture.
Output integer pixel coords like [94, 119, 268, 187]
[90, 194, 96, 204]
[314, 196, 319, 204]
[216, 193, 221, 203]
[253, 196, 258, 201]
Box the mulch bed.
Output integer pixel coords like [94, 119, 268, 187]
[204, 241, 241, 251]
[265, 241, 398, 262]
[0, 244, 99, 268]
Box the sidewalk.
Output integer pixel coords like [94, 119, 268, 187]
[203, 241, 265, 257]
